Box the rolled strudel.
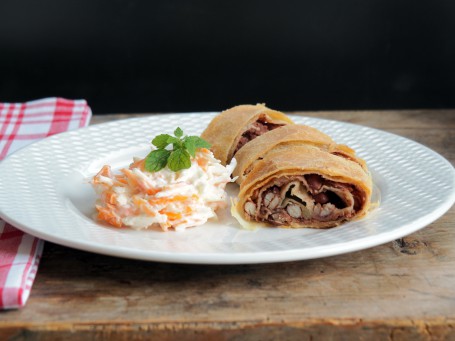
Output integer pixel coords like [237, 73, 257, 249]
[202, 105, 372, 228]
[201, 104, 293, 165]
[236, 145, 372, 228]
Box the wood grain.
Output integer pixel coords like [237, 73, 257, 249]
[1, 110, 454, 340]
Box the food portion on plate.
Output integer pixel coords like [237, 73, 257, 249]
[91, 128, 235, 231]
[200, 103, 294, 166]
[201, 105, 373, 229]
[236, 145, 371, 228]
[92, 104, 373, 232]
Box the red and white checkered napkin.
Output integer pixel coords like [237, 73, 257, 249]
[0, 97, 92, 309]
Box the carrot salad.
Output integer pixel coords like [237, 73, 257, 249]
[92, 148, 235, 231]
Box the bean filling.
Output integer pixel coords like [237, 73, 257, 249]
[234, 119, 284, 155]
[245, 174, 363, 225]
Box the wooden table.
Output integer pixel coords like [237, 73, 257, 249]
[1, 110, 454, 340]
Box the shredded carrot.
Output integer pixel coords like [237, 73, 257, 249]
[114, 175, 128, 185]
[122, 168, 160, 195]
[92, 165, 113, 186]
[132, 196, 157, 216]
[170, 195, 193, 202]
[121, 168, 140, 189]
[145, 187, 160, 195]
[148, 194, 197, 206]
[197, 157, 209, 170]
[132, 196, 142, 206]
[103, 191, 117, 205]
[160, 210, 182, 220]
[95, 165, 112, 178]
[147, 197, 167, 206]
[130, 158, 146, 171]
[96, 205, 122, 228]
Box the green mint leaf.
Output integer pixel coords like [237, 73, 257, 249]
[152, 134, 172, 149]
[174, 127, 183, 138]
[166, 136, 180, 144]
[183, 138, 196, 157]
[186, 135, 211, 150]
[167, 136, 182, 149]
[168, 148, 191, 172]
[148, 127, 210, 173]
[145, 149, 171, 172]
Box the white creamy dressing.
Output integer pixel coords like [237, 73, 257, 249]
[93, 150, 236, 231]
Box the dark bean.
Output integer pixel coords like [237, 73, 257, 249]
[306, 174, 323, 191]
[314, 192, 329, 204]
[327, 191, 346, 209]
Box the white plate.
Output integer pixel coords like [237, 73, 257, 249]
[0, 114, 454, 264]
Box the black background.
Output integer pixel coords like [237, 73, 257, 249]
[1, 1, 454, 114]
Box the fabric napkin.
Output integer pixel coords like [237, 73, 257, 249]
[0, 97, 92, 309]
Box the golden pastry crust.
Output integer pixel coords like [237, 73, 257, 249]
[201, 104, 293, 165]
[233, 124, 335, 184]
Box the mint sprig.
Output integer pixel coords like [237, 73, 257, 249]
[145, 127, 211, 172]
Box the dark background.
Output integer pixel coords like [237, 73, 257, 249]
[0, 1, 454, 114]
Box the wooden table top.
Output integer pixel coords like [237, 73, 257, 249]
[1, 110, 454, 340]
